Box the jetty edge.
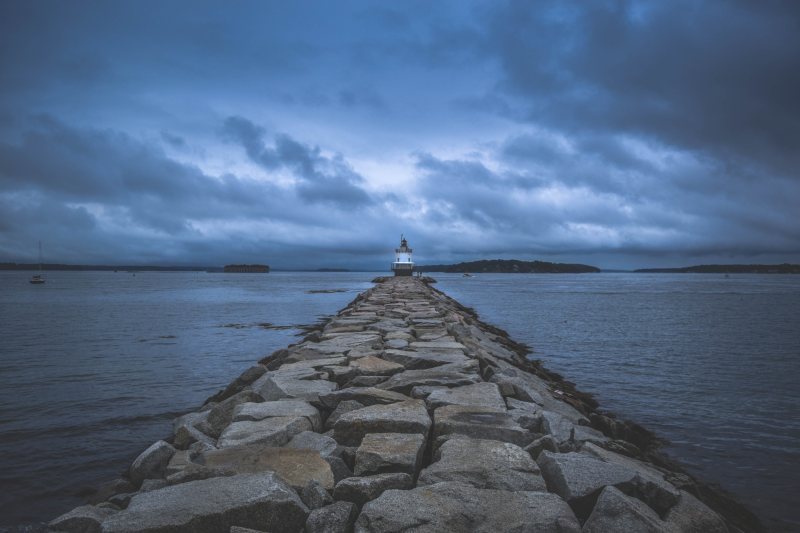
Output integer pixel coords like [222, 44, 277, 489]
[49, 277, 762, 533]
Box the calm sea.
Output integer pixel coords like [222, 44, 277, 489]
[434, 273, 800, 532]
[0, 271, 798, 530]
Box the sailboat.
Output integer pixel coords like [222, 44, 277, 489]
[30, 241, 45, 284]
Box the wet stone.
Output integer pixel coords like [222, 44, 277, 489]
[217, 416, 312, 448]
[48, 505, 115, 533]
[536, 450, 680, 520]
[381, 349, 470, 369]
[319, 387, 410, 410]
[424, 382, 507, 411]
[384, 338, 408, 349]
[355, 481, 580, 533]
[305, 501, 358, 533]
[232, 399, 322, 432]
[419, 437, 546, 492]
[345, 376, 388, 388]
[541, 410, 608, 446]
[201, 444, 335, 490]
[205, 390, 264, 438]
[324, 400, 365, 431]
[255, 376, 337, 404]
[433, 405, 533, 448]
[333, 473, 413, 506]
[333, 399, 431, 446]
[664, 490, 729, 532]
[129, 440, 176, 486]
[286, 430, 339, 458]
[349, 355, 404, 376]
[583, 486, 669, 533]
[100, 473, 308, 533]
[354, 432, 426, 476]
[301, 479, 334, 510]
[377, 362, 481, 394]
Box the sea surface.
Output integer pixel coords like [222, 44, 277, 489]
[434, 273, 800, 532]
[0, 271, 798, 530]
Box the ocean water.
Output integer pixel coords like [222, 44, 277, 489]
[433, 273, 800, 532]
[0, 271, 373, 529]
[0, 272, 798, 530]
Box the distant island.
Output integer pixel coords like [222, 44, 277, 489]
[223, 264, 270, 273]
[417, 259, 600, 273]
[635, 263, 800, 274]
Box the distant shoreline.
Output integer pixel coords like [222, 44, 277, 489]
[0, 264, 357, 273]
[2, 262, 798, 274]
[635, 264, 800, 274]
[417, 259, 600, 273]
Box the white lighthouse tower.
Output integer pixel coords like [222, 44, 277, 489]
[391, 235, 414, 276]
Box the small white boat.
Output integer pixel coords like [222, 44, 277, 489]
[29, 241, 45, 284]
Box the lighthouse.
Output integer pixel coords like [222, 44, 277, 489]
[391, 235, 414, 276]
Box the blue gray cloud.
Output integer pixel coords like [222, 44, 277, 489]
[0, 1, 798, 269]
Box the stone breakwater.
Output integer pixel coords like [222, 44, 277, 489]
[49, 277, 759, 533]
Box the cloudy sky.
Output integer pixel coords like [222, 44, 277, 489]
[1, 1, 798, 269]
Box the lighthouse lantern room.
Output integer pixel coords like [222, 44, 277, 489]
[391, 235, 414, 276]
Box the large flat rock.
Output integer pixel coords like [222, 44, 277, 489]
[433, 405, 533, 447]
[537, 450, 679, 520]
[583, 486, 669, 533]
[332, 473, 413, 507]
[301, 333, 382, 355]
[355, 481, 580, 533]
[232, 400, 321, 431]
[537, 450, 632, 506]
[278, 356, 348, 371]
[418, 437, 546, 491]
[285, 430, 339, 458]
[201, 445, 334, 490]
[217, 416, 312, 448]
[424, 382, 506, 411]
[580, 442, 681, 515]
[408, 340, 466, 351]
[354, 433, 426, 476]
[319, 387, 410, 410]
[381, 349, 470, 369]
[100, 473, 308, 533]
[333, 399, 431, 446]
[376, 362, 481, 395]
[348, 356, 404, 376]
[254, 377, 337, 404]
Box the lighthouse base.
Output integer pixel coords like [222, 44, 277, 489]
[392, 265, 414, 277]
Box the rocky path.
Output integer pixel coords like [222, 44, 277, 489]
[50, 277, 738, 532]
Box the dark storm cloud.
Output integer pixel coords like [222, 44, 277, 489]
[0, 0, 798, 268]
[0, 114, 403, 266]
[0, 116, 276, 223]
[222, 116, 372, 208]
[0, 116, 347, 259]
[484, 0, 800, 178]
